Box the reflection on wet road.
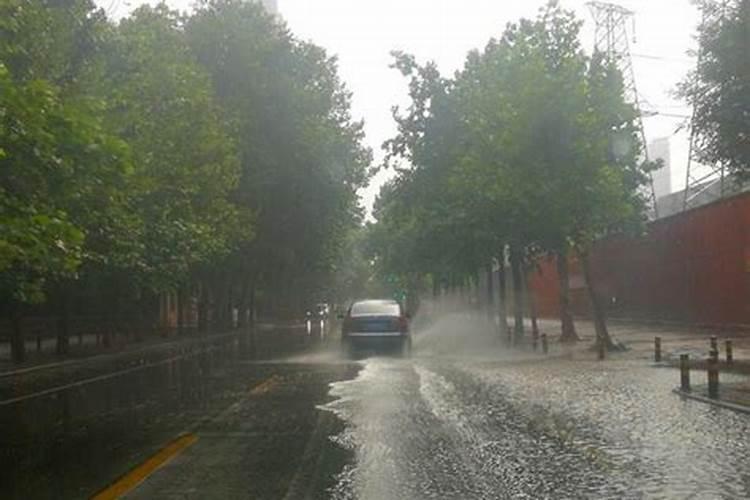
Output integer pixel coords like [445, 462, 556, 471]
[323, 355, 750, 499]
[8, 321, 748, 499]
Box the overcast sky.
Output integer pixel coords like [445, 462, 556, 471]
[104, 0, 702, 213]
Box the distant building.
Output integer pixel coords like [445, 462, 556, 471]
[648, 137, 672, 200]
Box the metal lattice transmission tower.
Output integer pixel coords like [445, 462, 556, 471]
[587, 1, 659, 218]
[683, 2, 726, 211]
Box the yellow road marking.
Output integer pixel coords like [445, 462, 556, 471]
[91, 433, 198, 500]
[91, 376, 279, 499]
[250, 375, 282, 396]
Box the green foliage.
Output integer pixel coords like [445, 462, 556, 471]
[370, 2, 651, 290]
[679, 0, 750, 179]
[1, 0, 370, 314]
[330, 226, 375, 301]
[96, 4, 249, 289]
[0, 62, 131, 302]
[186, 0, 371, 306]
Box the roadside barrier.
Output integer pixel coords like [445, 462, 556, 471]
[725, 340, 733, 364]
[680, 354, 690, 392]
[707, 351, 719, 399]
[676, 337, 744, 401]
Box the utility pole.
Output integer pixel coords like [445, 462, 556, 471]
[682, 1, 727, 211]
[587, 1, 659, 219]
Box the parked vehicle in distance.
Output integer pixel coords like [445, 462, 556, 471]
[340, 299, 411, 358]
[316, 302, 330, 319]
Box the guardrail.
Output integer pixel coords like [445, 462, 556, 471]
[0, 315, 171, 362]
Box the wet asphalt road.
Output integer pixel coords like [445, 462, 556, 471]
[119, 318, 750, 499]
[123, 358, 358, 500]
[323, 355, 749, 499]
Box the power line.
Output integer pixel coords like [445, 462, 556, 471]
[105, 0, 122, 17]
[631, 53, 694, 64]
[683, 0, 728, 211]
[644, 111, 692, 119]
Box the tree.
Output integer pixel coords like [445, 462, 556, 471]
[0, 0, 109, 91]
[376, 53, 494, 304]
[186, 0, 370, 318]
[565, 53, 652, 349]
[451, 4, 651, 348]
[330, 226, 373, 303]
[370, 2, 652, 351]
[98, 4, 248, 292]
[0, 62, 133, 359]
[0, 0, 372, 362]
[1, 0, 141, 357]
[443, 5, 593, 342]
[680, 0, 750, 180]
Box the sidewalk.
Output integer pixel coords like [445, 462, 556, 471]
[0, 320, 308, 372]
[0, 331, 239, 401]
[532, 316, 750, 412]
[0, 329, 230, 376]
[0, 322, 311, 401]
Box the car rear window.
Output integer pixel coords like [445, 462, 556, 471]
[350, 301, 400, 316]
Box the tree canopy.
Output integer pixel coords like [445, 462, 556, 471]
[367, 2, 653, 345]
[679, 0, 749, 180]
[186, 0, 371, 310]
[1, 0, 371, 333]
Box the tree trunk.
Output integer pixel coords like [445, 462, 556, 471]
[509, 244, 525, 340]
[485, 263, 494, 323]
[134, 290, 146, 341]
[578, 249, 616, 349]
[10, 308, 25, 364]
[177, 284, 186, 336]
[104, 282, 121, 348]
[237, 279, 249, 354]
[523, 269, 540, 340]
[212, 278, 225, 334]
[55, 288, 70, 356]
[556, 249, 579, 342]
[248, 285, 257, 359]
[226, 282, 235, 330]
[197, 281, 209, 334]
[473, 274, 481, 311]
[497, 250, 509, 339]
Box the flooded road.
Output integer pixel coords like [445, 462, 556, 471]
[323, 354, 750, 499]
[5, 319, 749, 499]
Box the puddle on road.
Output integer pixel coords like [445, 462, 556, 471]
[320, 353, 750, 500]
[470, 359, 750, 499]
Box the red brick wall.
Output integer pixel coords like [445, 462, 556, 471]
[529, 192, 750, 326]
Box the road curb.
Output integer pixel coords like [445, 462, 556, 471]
[672, 388, 750, 415]
[604, 317, 750, 333]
